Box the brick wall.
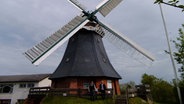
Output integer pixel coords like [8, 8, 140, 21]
[51, 77, 121, 95]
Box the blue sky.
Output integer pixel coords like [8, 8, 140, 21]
[0, 0, 184, 84]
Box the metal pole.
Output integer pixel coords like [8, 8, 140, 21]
[159, 4, 183, 104]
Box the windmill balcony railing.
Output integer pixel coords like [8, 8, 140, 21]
[29, 87, 113, 98]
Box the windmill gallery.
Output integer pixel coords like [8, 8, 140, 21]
[24, 0, 154, 98]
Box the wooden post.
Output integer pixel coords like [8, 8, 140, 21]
[115, 80, 121, 95]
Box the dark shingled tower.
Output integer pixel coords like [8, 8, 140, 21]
[49, 24, 121, 95]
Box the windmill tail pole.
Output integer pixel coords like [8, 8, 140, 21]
[159, 4, 183, 104]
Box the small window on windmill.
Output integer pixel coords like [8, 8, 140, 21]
[65, 58, 70, 62]
[102, 57, 106, 63]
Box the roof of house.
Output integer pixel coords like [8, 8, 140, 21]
[0, 73, 51, 83]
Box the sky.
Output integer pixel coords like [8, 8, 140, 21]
[0, 0, 184, 84]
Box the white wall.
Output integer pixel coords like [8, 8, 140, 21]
[0, 77, 51, 104]
[38, 77, 51, 87]
[0, 83, 31, 104]
[11, 84, 30, 104]
[0, 93, 12, 100]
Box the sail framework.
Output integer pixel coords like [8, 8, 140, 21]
[103, 32, 153, 66]
[96, 0, 123, 17]
[98, 21, 154, 66]
[68, 0, 86, 11]
[24, 15, 89, 65]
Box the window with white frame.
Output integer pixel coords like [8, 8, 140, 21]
[27, 83, 34, 88]
[0, 84, 13, 93]
[19, 83, 26, 88]
[19, 83, 35, 88]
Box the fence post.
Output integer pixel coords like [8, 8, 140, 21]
[77, 88, 81, 97]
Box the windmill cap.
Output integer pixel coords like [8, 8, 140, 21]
[83, 22, 105, 37]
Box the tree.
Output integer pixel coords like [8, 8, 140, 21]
[154, 0, 184, 11]
[141, 73, 178, 103]
[173, 24, 184, 84]
[154, 0, 184, 83]
[141, 73, 157, 86]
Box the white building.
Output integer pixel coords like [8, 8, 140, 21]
[0, 73, 51, 104]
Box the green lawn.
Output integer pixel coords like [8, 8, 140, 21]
[40, 95, 159, 104]
[40, 96, 114, 104]
[129, 97, 149, 104]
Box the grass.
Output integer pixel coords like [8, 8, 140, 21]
[40, 95, 114, 104]
[41, 95, 160, 104]
[129, 97, 149, 104]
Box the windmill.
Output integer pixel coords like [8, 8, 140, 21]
[24, 0, 154, 95]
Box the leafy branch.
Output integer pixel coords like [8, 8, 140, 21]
[154, 0, 184, 11]
[173, 24, 184, 79]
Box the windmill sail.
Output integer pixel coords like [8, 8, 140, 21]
[98, 20, 154, 65]
[68, 0, 87, 11]
[24, 15, 89, 65]
[96, 0, 123, 17]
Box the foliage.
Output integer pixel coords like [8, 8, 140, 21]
[40, 96, 114, 104]
[173, 24, 184, 81]
[141, 73, 178, 104]
[154, 0, 184, 11]
[121, 81, 136, 89]
[129, 97, 149, 104]
[141, 74, 157, 86]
